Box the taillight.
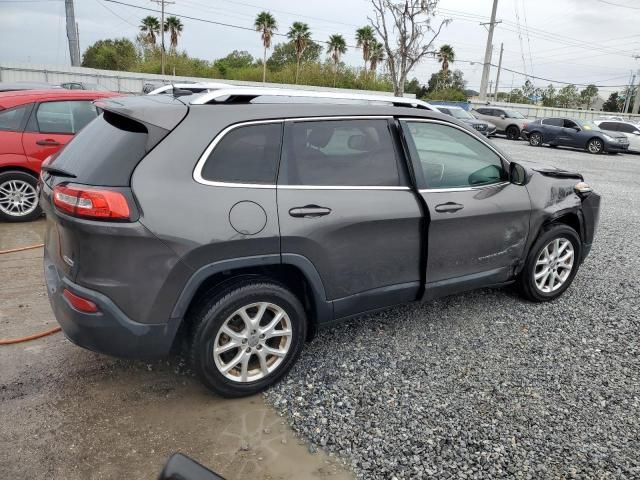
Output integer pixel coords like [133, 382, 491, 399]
[53, 185, 130, 220]
[63, 289, 99, 313]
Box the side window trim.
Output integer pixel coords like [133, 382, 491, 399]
[0, 103, 34, 132]
[193, 119, 284, 189]
[398, 117, 510, 192]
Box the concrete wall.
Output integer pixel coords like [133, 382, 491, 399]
[0, 62, 414, 97]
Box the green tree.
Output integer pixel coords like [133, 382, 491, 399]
[556, 84, 579, 108]
[580, 84, 599, 109]
[164, 16, 183, 52]
[426, 88, 467, 101]
[140, 16, 160, 46]
[507, 88, 530, 104]
[426, 69, 466, 93]
[214, 50, 254, 76]
[81, 38, 139, 71]
[436, 44, 455, 75]
[327, 34, 347, 87]
[267, 41, 322, 71]
[355, 25, 376, 73]
[404, 77, 421, 94]
[541, 84, 557, 107]
[287, 22, 312, 84]
[255, 11, 277, 83]
[602, 92, 623, 112]
[369, 41, 385, 74]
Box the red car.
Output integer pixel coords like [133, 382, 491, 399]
[0, 89, 118, 221]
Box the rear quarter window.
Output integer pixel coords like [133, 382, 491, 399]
[0, 104, 30, 131]
[199, 122, 283, 184]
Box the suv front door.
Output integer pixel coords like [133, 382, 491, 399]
[277, 118, 423, 318]
[400, 118, 531, 299]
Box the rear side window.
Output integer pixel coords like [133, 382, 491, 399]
[282, 119, 402, 187]
[542, 118, 563, 127]
[36, 101, 98, 134]
[618, 123, 638, 133]
[200, 123, 282, 184]
[0, 104, 29, 131]
[49, 111, 158, 186]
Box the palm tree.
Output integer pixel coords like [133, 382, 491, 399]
[140, 16, 161, 47]
[355, 25, 375, 73]
[255, 11, 277, 83]
[327, 34, 347, 87]
[164, 16, 183, 52]
[436, 44, 455, 75]
[287, 22, 311, 84]
[369, 41, 385, 75]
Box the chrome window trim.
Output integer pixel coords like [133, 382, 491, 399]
[399, 117, 512, 192]
[419, 182, 510, 193]
[194, 116, 403, 189]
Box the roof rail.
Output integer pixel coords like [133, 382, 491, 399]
[189, 87, 433, 110]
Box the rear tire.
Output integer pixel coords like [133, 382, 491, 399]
[189, 280, 307, 398]
[506, 125, 520, 140]
[517, 224, 582, 302]
[0, 171, 42, 222]
[529, 132, 543, 146]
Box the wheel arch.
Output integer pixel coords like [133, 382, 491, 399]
[172, 254, 332, 341]
[0, 165, 39, 178]
[586, 136, 604, 150]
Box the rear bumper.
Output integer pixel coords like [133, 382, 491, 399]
[44, 252, 180, 359]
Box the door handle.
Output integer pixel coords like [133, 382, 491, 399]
[36, 139, 62, 146]
[435, 202, 464, 213]
[289, 205, 332, 218]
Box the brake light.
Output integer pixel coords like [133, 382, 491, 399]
[53, 185, 130, 220]
[63, 289, 99, 313]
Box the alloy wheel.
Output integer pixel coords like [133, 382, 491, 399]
[530, 133, 542, 146]
[533, 238, 575, 293]
[588, 139, 603, 154]
[213, 302, 292, 383]
[0, 179, 38, 217]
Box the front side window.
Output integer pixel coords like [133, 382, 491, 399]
[505, 109, 525, 119]
[542, 118, 563, 127]
[0, 104, 29, 131]
[200, 122, 282, 184]
[598, 122, 618, 131]
[564, 119, 579, 129]
[282, 119, 402, 186]
[402, 120, 506, 189]
[36, 101, 98, 134]
[450, 108, 474, 120]
[618, 123, 638, 134]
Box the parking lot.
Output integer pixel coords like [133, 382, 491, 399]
[1, 138, 639, 479]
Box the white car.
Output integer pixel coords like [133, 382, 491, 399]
[594, 119, 640, 153]
[146, 82, 232, 96]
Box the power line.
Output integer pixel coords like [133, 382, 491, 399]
[597, 0, 640, 9]
[92, 0, 138, 27]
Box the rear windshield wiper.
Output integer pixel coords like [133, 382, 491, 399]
[41, 165, 77, 178]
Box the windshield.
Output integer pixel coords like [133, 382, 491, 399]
[449, 108, 474, 120]
[505, 109, 525, 119]
[577, 119, 601, 131]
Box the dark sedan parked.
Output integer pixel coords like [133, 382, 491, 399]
[524, 118, 629, 154]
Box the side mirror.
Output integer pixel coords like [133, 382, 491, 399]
[500, 114, 506, 119]
[158, 454, 225, 480]
[573, 127, 581, 132]
[509, 162, 527, 186]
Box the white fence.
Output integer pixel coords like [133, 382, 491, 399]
[0, 62, 411, 97]
[468, 99, 640, 123]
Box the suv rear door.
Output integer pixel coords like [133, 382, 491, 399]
[400, 118, 531, 299]
[277, 117, 422, 319]
[22, 100, 99, 168]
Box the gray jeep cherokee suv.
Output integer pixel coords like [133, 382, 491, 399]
[41, 89, 601, 397]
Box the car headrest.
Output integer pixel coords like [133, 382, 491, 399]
[347, 134, 368, 151]
[307, 126, 333, 148]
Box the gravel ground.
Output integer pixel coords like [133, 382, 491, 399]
[266, 139, 640, 479]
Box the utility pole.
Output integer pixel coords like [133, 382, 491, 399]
[493, 42, 504, 100]
[151, 0, 174, 75]
[64, 0, 80, 66]
[479, 0, 501, 101]
[623, 72, 635, 113]
[489, 80, 493, 99]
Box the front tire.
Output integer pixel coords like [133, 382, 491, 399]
[0, 170, 42, 222]
[189, 280, 307, 397]
[506, 125, 520, 140]
[529, 132, 543, 146]
[587, 138, 604, 154]
[517, 224, 582, 302]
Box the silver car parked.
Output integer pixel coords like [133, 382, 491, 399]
[472, 106, 531, 140]
[594, 120, 640, 153]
